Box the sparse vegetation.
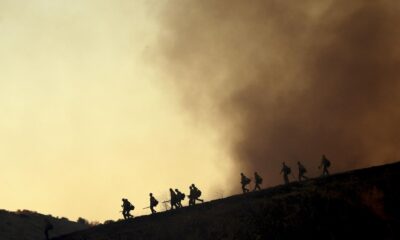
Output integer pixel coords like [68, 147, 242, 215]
[77, 217, 90, 225]
[104, 220, 115, 225]
[0, 210, 89, 240]
[89, 221, 101, 226]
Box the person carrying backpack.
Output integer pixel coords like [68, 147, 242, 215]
[280, 162, 291, 185]
[298, 161, 309, 181]
[121, 198, 134, 219]
[253, 172, 263, 191]
[319, 154, 331, 177]
[189, 184, 203, 205]
[240, 173, 251, 193]
[149, 193, 158, 214]
[169, 188, 179, 210]
[175, 189, 185, 208]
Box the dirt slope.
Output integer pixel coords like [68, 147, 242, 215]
[54, 162, 400, 240]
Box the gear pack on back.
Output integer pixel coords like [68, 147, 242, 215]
[129, 203, 135, 211]
[256, 175, 263, 184]
[180, 192, 186, 200]
[244, 177, 251, 185]
[325, 159, 331, 167]
[285, 166, 291, 174]
[196, 189, 202, 198]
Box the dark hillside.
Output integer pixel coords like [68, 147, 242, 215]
[55, 162, 400, 240]
[0, 210, 89, 240]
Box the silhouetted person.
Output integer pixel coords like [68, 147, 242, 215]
[297, 161, 308, 181]
[280, 162, 291, 184]
[175, 189, 185, 208]
[121, 198, 134, 219]
[44, 219, 53, 240]
[149, 193, 158, 214]
[240, 173, 251, 193]
[188, 185, 195, 206]
[169, 188, 179, 210]
[189, 184, 203, 205]
[253, 172, 263, 191]
[319, 154, 331, 177]
[194, 184, 204, 203]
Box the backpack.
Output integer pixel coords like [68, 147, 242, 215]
[286, 167, 291, 174]
[129, 204, 135, 211]
[152, 198, 159, 206]
[257, 177, 263, 184]
[326, 160, 331, 167]
[196, 189, 202, 198]
[244, 177, 251, 185]
[180, 193, 186, 200]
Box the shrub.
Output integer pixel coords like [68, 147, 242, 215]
[77, 217, 90, 225]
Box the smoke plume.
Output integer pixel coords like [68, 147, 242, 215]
[156, 0, 400, 190]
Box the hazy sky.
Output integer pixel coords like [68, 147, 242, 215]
[3, 0, 398, 224]
[0, 0, 234, 222]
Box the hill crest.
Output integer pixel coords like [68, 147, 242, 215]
[0, 209, 89, 240]
[53, 161, 400, 240]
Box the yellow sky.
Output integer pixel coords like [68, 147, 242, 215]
[0, 0, 234, 222]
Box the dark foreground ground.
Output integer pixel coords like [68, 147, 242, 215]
[0, 210, 88, 240]
[54, 162, 400, 240]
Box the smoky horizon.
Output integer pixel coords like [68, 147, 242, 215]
[1, 0, 400, 222]
[156, 0, 400, 191]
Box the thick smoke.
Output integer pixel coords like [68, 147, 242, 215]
[156, 0, 400, 190]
